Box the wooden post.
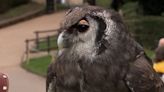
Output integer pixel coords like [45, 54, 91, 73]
[54, 0, 57, 12]
[25, 40, 30, 64]
[47, 36, 50, 54]
[46, 0, 55, 13]
[35, 31, 39, 49]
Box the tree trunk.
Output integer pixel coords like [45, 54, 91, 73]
[46, 0, 55, 13]
[84, 0, 96, 5]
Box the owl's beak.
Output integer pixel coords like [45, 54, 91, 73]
[57, 32, 64, 50]
[57, 32, 66, 55]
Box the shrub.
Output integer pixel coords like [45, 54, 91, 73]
[127, 17, 164, 49]
[0, 0, 10, 13]
[10, 0, 30, 7]
[123, 2, 164, 49]
[0, 0, 30, 13]
[138, 0, 164, 15]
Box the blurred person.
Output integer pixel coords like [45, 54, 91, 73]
[153, 38, 164, 82]
[158, 38, 164, 47]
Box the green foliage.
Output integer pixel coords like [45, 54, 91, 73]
[0, 0, 10, 13]
[56, 3, 70, 11]
[122, 2, 139, 19]
[124, 0, 138, 3]
[145, 49, 155, 59]
[0, 0, 30, 13]
[0, 2, 43, 21]
[22, 55, 52, 76]
[138, 0, 164, 15]
[96, 0, 111, 8]
[129, 17, 164, 49]
[10, 0, 30, 7]
[123, 2, 164, 49]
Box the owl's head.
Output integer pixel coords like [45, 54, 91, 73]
[57, 6, 138, 59]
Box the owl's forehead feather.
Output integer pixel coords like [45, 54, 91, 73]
[61, 6, 114, 29]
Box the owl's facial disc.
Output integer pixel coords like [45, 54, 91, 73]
[67, 19, 90, 33]
[57, 19, 90, 50]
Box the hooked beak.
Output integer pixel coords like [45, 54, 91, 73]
[57, 32, 66, 55]
[57, 32, 64, 50]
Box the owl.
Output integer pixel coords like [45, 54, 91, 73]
[46, 6, 164, 92]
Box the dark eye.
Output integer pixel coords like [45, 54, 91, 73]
[76, 24, 89, 33]
[76, 19, 89, 33]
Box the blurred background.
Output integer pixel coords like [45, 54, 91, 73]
[0, 0, 163, 92]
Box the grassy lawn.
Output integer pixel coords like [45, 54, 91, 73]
[22, 55, 52, 77]
[0, 2, 44, 21]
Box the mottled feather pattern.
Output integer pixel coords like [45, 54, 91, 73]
[47, 6, 164, 92]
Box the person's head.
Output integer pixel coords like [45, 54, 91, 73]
[155, 46, 164, 62]
[155, 38, 164, 62]
[158, 38, 164, 47]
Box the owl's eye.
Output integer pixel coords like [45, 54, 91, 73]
[76, 19, 89, 33]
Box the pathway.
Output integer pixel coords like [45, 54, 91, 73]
[0, 11, 65, 92]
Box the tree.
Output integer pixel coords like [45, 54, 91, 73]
[46, 0, 55, 13]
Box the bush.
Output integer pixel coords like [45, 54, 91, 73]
[10, 0, 30, 7]
[138, 0, 164, 15]
[96, 0, 111, 8]
[0, 0, 10, 13]
[124, 0, 138, 3]
[123, 2, 164, 49]
[126, 17, 164, 49]
[0, 0, 30, 13]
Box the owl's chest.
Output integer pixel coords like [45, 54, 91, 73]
[55, 61, 128, 92]
[55, 62, 108, 86]
[55, 62, 82, 87]
[82, 63, 108, 85]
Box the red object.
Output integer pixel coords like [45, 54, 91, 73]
[0, 73, 9, 92]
